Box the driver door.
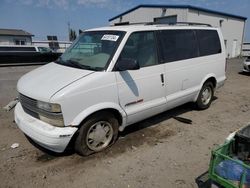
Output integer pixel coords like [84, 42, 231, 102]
[115, 31, 166, 125]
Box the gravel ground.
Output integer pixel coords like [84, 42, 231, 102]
[0, 59, 249, 188]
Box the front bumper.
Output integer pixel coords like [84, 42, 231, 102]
[14, 102, 78, 153]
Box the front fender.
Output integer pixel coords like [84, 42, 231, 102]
[70, 102, 127, 129]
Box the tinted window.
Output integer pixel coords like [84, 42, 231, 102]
[196, 30, 221, 56]
[119, 31, 158, 68]
[158, 30, 199, 63]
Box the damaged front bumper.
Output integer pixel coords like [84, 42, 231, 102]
[14, 102, 78, 153]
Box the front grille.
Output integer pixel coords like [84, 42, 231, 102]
[248, 65, 250, 70]
[22, 105, 39, 119]
[19, 93, 39, 119]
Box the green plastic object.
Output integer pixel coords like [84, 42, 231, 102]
[209, 139, 250, 188]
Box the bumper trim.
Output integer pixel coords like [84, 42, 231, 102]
[14, 103, 78, 153]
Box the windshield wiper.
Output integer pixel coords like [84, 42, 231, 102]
[66, 59, 103, 71]
[56, 58, 102, 71]
[66, 59, 84, 69]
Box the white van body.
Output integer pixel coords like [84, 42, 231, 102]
[14, 24, 226, 153]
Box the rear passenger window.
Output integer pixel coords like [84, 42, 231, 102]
[196, 30, 221, 56]
[119, 31, 158, 68]
[158, 30, 199, 63]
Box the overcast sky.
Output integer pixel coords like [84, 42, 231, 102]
[0, 0, 249, 41]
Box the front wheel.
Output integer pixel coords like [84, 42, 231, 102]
[196, 82, 214, 110]
[75, 112, 118, 156]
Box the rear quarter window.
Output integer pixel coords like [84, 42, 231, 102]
[196, 30, 221, 56]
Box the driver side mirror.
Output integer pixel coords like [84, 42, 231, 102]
[116, 58, 140, 71]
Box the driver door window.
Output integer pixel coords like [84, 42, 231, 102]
[119, 31, 158, 68]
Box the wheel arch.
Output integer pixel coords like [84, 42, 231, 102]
[205, 77, 217, 89]
[71, 103, 126, 130]
[194, 74, 217, 102]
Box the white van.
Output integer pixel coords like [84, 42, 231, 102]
[14, 23, 226, 155]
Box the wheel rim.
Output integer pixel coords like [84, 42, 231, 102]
[201, 86, 212, 106]
[86, 121, 113, 151]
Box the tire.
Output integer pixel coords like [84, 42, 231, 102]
[196, 82, 214, 110]
[75, 111, 119, 156]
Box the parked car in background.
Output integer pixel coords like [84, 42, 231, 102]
[14, 23, 226, 156]
[0, 45, 62, 65]
[0, 45, 45, 52]
[243, 56, 250, 72]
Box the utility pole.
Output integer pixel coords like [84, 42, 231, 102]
[67, 21, 70, 41]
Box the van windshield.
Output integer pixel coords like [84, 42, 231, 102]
[56, 31, 125, 71]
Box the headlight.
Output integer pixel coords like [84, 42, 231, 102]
[39, 114, 64, 127]
[36, 101, 64, 127]
[37, 101, 61, 113]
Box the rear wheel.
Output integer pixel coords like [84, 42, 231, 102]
[75, 112, 118, 156]
[196, 82, 214, 110]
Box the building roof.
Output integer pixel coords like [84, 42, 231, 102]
[109, 4, 247, 22]
[0, 28, 34, 37]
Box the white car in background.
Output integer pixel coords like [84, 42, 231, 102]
[243, 57, 250, 72]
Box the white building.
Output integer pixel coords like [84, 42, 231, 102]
[0, 28, 33, 45]
[109, 4, 247, 58]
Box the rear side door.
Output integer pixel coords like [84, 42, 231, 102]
[115, 31, 166, 125]
[156, 29, 200, 107]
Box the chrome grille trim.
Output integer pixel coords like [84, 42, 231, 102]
[19, 93, 37, 109]
[22, 105, 39, 119]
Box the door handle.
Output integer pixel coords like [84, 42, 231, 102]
[160, 73, 165, 86]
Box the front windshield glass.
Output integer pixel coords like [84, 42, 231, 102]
[56, 31, 125, 71]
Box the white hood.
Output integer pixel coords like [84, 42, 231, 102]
[17, 62, 93, 102]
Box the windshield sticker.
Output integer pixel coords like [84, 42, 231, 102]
[101, 35, 119, 41]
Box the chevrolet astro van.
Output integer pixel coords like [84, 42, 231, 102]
[14, 23, 226, 155]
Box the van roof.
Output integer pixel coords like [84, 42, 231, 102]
[86, 24, 219, 33]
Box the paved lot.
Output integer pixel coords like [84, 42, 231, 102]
[0, 59, 250, 188]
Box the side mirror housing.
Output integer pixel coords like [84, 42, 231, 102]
[116, 58, 140, 71]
